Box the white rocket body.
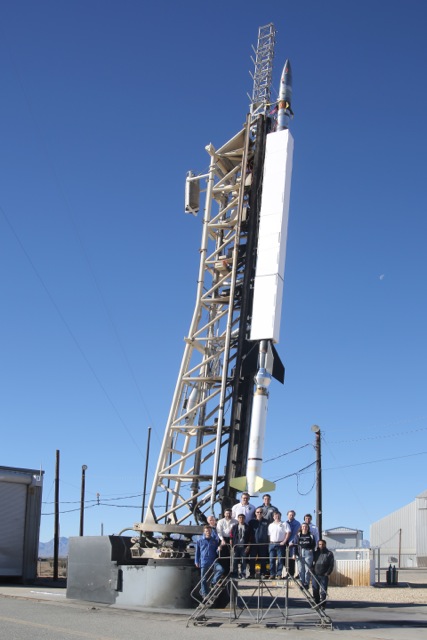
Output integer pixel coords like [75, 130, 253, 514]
[230, 64, 294, 498]
[246, 369, 273, 497]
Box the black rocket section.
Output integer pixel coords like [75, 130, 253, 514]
[223, 115, 267, 506]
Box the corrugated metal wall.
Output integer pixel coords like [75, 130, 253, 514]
[370, 501, 416, 550]
[416, 494, 427, 565]
[330, 559, 375, 587]
[0, 466, 43, 581]
[370, 492, 427, 567]
[0, 481, 27, 575]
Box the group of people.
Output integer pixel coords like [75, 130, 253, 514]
[195, 492, 334, 606]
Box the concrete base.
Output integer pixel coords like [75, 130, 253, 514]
[66, 536, 197, 608]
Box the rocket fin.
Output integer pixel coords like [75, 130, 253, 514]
[229, 476, 276, 493]
[229, 476, 249, 491]
[253, 476, 276, 493]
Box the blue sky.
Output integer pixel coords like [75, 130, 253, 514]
[1, 1, 426, 544]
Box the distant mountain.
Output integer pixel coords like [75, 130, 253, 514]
[39, 537, 69, 557]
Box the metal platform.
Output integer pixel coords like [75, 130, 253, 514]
[187, 569, 333, 629]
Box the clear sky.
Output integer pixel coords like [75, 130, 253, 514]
[1, 1, 426, 544]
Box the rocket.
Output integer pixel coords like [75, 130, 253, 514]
[230, 61, 294, 498]
[277, 59, 293, 131]
[230, 341, 276, 495]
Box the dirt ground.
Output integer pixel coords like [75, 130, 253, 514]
[37, 560, 426, 605]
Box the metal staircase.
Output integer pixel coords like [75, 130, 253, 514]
[187, 548, 333, 629]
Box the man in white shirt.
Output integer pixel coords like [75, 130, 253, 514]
[231, 492, 256, 523]
[215, 509, 236, 569]
[268, 511, 291, 579]
[217, 509, 237, 546]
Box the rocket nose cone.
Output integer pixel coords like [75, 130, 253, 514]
[281, 59, 292, 85]
[279, 59, 292, 101]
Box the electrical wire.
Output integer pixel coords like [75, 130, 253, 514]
[328, 424, 427, 445]
[265, 442, 312, 462]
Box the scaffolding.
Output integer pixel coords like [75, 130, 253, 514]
[136, 118, 255, 535]
[188, 547, 333, 629]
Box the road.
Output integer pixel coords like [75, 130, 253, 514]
[0, 574, 426, 640]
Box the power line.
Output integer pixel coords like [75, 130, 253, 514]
[5, 43, 160, 443]
[322, 450, 427, 472]
[0, 204, 145, 457]
[328, 425, 427, 445]
[265, 442, 312, 462]
[274, 461, 316, 483]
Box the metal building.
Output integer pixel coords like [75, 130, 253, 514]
[370, 489, 427, 568]
[0, 465, 44, 582]
[323, 526, 364, 549]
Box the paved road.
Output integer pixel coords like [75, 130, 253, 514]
[0, 578, 426, 640]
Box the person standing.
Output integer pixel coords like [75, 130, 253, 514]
[248, 507, 269, 578]
[195, 525, 224, 598]
[217, 509, 237, 547]
[304, 513, 320, 545]
[268, 511, 290, 579]
[216, 508, 237, 569]
[231, 492, 256, 523]
[206, 515, 219, 541]
[284, 510, 301, 577]
[256, 493, 278, 524]
[312, 539, 335, 608]
[230, 513, 251, 578]
[294, 523, 316, 588]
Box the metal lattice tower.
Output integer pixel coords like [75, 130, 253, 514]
[250, 23, 277, 121]
[137, 119, 255, 535]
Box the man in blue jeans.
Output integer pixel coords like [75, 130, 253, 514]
[268, 511, 290, 579]
[195, 525, 224, 598]
[312, 539, 335, 608]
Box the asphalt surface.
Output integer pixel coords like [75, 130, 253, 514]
[0, 575, 426, 640]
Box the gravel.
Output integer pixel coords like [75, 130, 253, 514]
[328, 584, 427, 604]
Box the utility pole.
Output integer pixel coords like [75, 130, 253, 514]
[53, 449, 60, 580]
[311, 425, 322, 536]
[79, 465, 87, 536]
